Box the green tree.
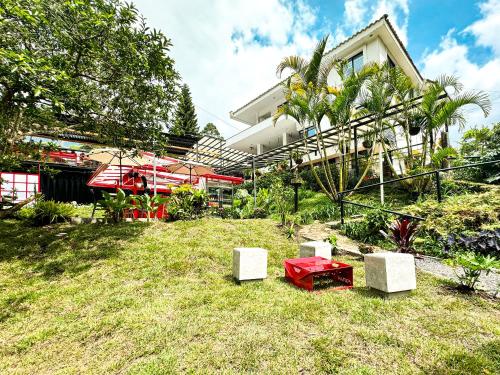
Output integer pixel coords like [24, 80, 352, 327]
[201, 122, 221, 138]
[0, 0, 179, 154]
[171, 84, 198, 136]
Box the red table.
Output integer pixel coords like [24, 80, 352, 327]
[284, 257, 353, 291]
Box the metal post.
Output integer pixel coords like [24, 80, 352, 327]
[354, 128, 359, 176]
[435, 171, 442, 202]
[340, 193, 345, 225]
[252, 157, 256, 206]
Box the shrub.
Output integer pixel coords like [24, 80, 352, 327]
[343, 209, 393, 243]
[25, 198, 75, 226]
[384, 218, 419, 253]
[446, 229, 500, 259]
[327, 234, 339, 254]
[167, 185, 208, 221]
[130, 193, 168, 222]
[98, 189, 133, 223]
[270, 180, 293, 225]
[445, 252, 500, 291]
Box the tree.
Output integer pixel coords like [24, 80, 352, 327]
[0, 0, 179, 155]
[201, 122, 221, 138]
[273, 35, 376, 202]
[171, 84, 198, 136]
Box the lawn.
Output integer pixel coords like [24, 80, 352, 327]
[0, 219, 499, 374]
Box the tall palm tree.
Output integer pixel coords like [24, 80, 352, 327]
[417, 75, 491, 166]
[274, 36, 339, 201]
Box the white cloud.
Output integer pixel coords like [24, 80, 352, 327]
[342, 0, 409, 45]
[421, 0, 500, 144]
[132, 0, 320, 138]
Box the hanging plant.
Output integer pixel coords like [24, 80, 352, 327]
[362, 139, 373, 148]
[409, 125, 421, 136]
[290, 149, 303, 164]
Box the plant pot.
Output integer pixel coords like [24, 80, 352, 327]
[362, 140, 373, 148]
[409, 126, 421, 136]
[294, 158, 303, 165]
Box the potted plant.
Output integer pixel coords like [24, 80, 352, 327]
[290, 150, 303, 165]
[362, 139, 373, 149]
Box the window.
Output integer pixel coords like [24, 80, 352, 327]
[387, 55, 396, 68]
[344, 52, 363, 76]
[300, 126, 316, 138]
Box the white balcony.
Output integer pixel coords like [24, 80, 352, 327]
[226, 116, 301, 154]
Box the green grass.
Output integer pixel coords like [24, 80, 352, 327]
[1, 218, 499, 374]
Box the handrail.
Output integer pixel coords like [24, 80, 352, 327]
[341, 159, 500, 194]
[339, 158, 500, 224]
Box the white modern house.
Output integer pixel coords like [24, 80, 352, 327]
[226, 15, 425, 169]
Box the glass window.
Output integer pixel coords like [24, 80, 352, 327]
[344, 52, 363, 76]
[387, 55, 396, 68]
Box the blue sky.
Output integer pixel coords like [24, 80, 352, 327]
[133, 0, 500, 143]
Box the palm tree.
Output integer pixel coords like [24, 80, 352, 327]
[273, 36, 378, 202]
[274, 36, 339, 201]
[417, 75, 491, 165]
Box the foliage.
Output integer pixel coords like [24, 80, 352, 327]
[201, 122, 221, 138]
[167, 184, 208, 221]
[18, 198, 75, 226]
[269, 180, 294, 225]
[274, 36, 377, 202]
[171, 84, 198, 136]
[445, 252, 500, 290]
[327, 234, 339, 254]
[454, 123, 500, 183]
[407, 188, 500, 238]
[384, 218, 419, 253]
[343, 209, 393, 243]
[0, 0, 179, 154]
[131, 194, 168, 222]
[446, 229, 500, 259]
[98, 189, 133, 223]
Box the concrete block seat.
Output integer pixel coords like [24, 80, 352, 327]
[233, 247, 268, 282]
[299, 241, 332, 260]
[364, 252, 416, 297]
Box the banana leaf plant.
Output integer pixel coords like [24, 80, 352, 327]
[131, 193, 168, 222]
[98, 188, 133, 223]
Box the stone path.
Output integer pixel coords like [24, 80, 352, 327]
[298, 222, 499, 297]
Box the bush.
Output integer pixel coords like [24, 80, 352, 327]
[445, 252, 500, 291]
[98, 189, 133, 223]
[270, 180, 293, 225]
[327, 234, 339, 254]
[343, 209, 393, 243]
[446, 229, 500, 259]
[167, 184, 208, 221]
[20, 198, 75, 226]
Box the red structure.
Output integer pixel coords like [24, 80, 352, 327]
[0, 171, 41, 204]
[284, 257, 353, 291]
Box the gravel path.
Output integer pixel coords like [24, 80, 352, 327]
[298, 222, 500, 297]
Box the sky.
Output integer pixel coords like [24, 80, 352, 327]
[133, 0, 500, 143]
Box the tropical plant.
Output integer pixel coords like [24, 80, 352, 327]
[98, 189, 133, 223]
[273, 36, 377, 202]
[269, 180, 294, 225]
[447, 229, 500, 258]
[445, 252, 500, 291]
[167, 184, 208, 221]
[383, 218, 419, 253]
[171, 84, 199, 136]
[131, 194, 168, 222]
[28, 198, 75, 226]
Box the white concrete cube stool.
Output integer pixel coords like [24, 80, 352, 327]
[299, 241, 332, 260]
[365, 253, 416, 296]
[233, 248, 268, 282]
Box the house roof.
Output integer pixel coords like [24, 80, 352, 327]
[230, 14, 423, 118]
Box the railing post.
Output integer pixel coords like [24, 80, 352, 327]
[435, 171, 442, 202]
[340, 193, 345, 225]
